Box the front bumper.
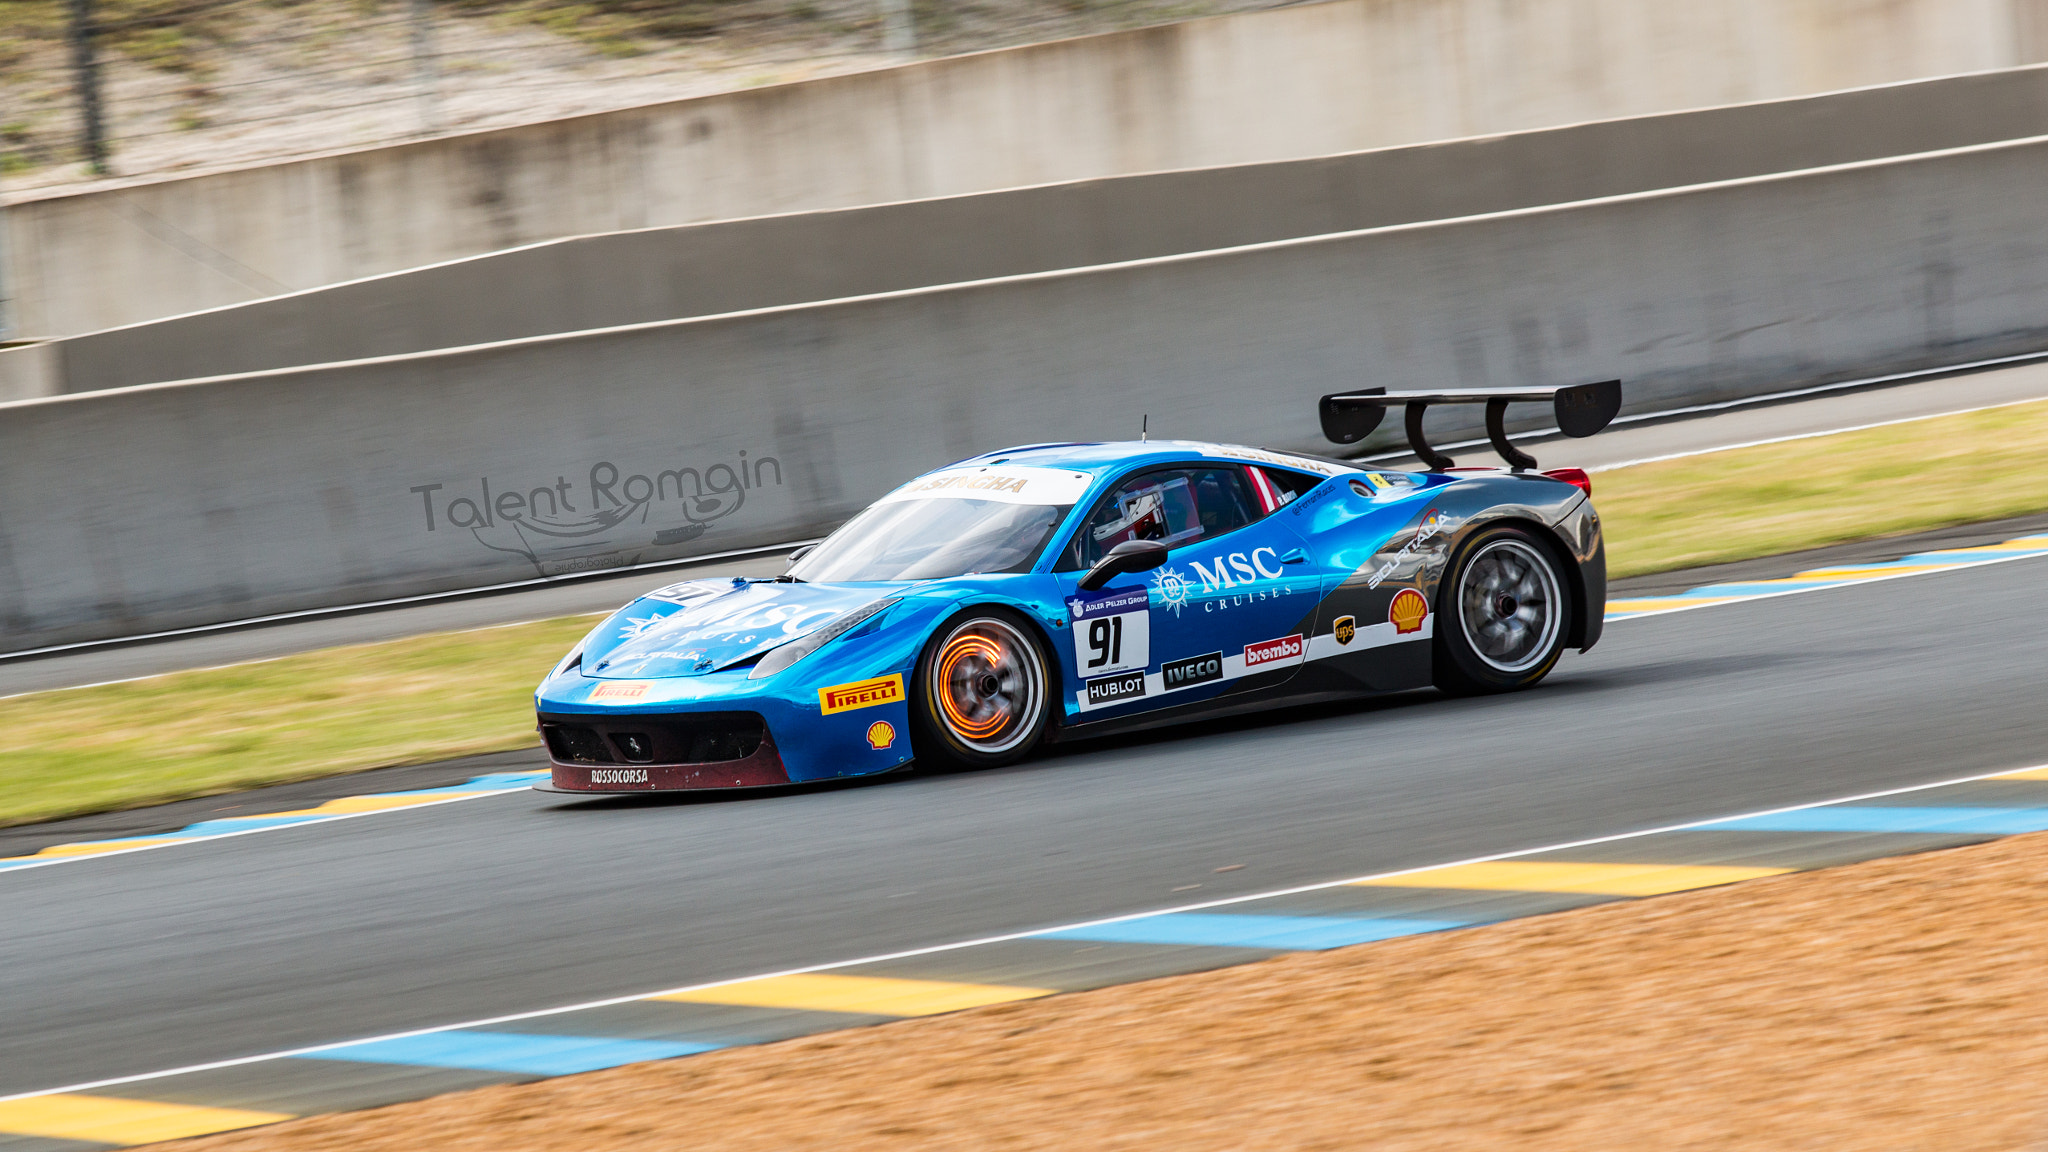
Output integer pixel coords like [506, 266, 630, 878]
[538, 711, 791, 791]
[533, 663, 917, 788]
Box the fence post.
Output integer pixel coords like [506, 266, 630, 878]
[880, 0, 914, 54]
[0, 190, 13, 340]
[67, 0, 108, 175]
[411, 0, 441, 134]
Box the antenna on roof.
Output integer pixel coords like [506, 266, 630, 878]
[1141, 414, 1149, 443]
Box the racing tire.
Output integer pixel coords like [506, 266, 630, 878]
[1432, 524, 1574, 696]
[910, 608, 1054, 772]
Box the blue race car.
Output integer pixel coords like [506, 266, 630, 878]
[534, 383, 1619, 792]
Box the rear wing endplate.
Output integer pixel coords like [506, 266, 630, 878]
[1318, 380, 1622, 471]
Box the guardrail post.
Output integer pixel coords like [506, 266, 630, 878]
[880, 0, 914, 54]
[68, 0, 108, 176]
[411, 0, 442, 134]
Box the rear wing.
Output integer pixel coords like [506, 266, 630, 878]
[1318, 380, 1622, 471]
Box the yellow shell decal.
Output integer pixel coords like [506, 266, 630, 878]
[1389, 589, 1428, 635]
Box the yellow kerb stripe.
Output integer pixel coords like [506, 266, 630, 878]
[30, 838, 188, 858]
[1353, 860, 1790, 896]
[1992, 766, 2048, 781]
[1605, 596, 1738, 614]
[0, 1095, 291, 1145]
[261, 794, 448, 818]
[655, 973, 1053, 1016]
[1789, 563, 1954, 581]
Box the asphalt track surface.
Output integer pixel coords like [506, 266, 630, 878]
[5, 357, 2046, 698]
[5, 550, 2046, 1097]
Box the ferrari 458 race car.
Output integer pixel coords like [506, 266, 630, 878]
[534, 382, 1621, 793]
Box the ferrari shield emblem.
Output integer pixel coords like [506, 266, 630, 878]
[1333, 615, 1356, 646]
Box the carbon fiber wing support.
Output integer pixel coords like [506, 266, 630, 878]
[1318, 380, 1622, 471]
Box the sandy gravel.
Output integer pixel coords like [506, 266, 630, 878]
[153, 829, 2048, 1151]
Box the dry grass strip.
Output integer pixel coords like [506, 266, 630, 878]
[158, 829, 2048, 1151]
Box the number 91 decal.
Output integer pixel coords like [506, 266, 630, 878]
[1066, 586, 1151, 677]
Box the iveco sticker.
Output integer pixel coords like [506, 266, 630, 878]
[1084, 670, 1149, 705]
[1389, 589, 1429, 634]
[1162, 651, 1224, 690]
[1067, 586, 1151, 676]
[1333, 616, 1356, 646]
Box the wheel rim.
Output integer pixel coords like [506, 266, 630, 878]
[1456, 539, 1562, 674]
[928, 617, 1044, 754]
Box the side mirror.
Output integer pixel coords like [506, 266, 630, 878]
[1078, 539, 1169, 592]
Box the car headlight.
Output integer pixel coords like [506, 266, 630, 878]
[748, 598, 900, 679]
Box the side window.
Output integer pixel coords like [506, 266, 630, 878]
[1245, 466, 1324, 514]
[1061, 466, 1257, 570]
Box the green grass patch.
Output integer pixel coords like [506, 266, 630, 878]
[0, 616, 594, 828]
[1597, 398, 2048, 578]
[3, 396, 2045, 829]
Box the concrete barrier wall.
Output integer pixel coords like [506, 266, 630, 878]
[5, 135, 2048, 651]
[40, 64, 2048, 396]
[7, 0, 2048, 340]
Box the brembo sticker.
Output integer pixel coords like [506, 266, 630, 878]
[819, 674, 905, 714]
[1243, 634, 1304, 670]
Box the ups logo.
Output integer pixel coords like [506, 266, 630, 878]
[1333, 615, 1356, 646]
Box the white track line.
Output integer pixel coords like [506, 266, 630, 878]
[7, 755, 2041, 1105]
[1604, 542, 2048, 622]
[1354, 346, 2048, 465]
[1585, 394, 2048, 472]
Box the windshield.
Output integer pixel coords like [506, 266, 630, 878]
[789, 498, 1072, 581]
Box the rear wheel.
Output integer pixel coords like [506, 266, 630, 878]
[1433, 525, 1573, 696]
[911, 610, 1053, 771]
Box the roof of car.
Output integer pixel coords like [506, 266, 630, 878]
[946, 440, 1361, 480]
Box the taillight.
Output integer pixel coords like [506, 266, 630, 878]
[1542, 467, 1592, 495]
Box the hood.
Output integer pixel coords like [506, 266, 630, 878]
[582, 579, 907, 679]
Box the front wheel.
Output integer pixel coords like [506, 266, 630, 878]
[910, 609, 1053, 771]
[1433, 525, 1574, 696]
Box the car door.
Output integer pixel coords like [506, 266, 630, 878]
[1051, 463, 1329, 721]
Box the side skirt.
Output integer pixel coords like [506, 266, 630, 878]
[1047, 678, 1417, 744]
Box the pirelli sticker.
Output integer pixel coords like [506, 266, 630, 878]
[820, 674, 906, 714]
[590, 681, 653, 701]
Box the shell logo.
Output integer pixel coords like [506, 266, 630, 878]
[1388, 588, 1429, 635]
[866, 720, 897, 750]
